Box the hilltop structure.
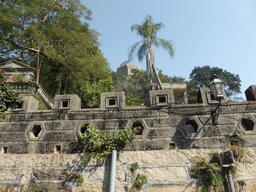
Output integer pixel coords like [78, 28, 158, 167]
[116, 61, 143, 76]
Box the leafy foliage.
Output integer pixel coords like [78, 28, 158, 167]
[168, 143, 175, 150]
[186, 80, 198, 104]
[228, 129, 244, 145]
[191, 156, 225, 192]
[83, 124, 136, 160]
[130, 162, 139, 172]
[230, 145, 246, 163]
[129, 15, 174, 90]
[77, 176, 84, 183]
[189, 66, 241, 101]
[1, 0, 114, 107]
[228, 129, 250, 163]
[237, 179, 246, 187]
[126, 93, 142, 107]
[113, 69, 184, 105]
[134, 173, 148, 190]
[0, 68, 22, 118]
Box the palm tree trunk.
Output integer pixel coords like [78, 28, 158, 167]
[148, 46, 164, 90]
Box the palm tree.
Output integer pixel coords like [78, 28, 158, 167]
[129, 15, 175, 90]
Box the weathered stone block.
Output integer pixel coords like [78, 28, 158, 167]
[54, 94, 81, 110]
[25, 112, 57, 121]
[0, 169, 18, 181]
[93, 120, 128, 130]
[0, 133, 26, 142]
[33, 169, 80, 182]
[44, 121, 78, 131]
[149, 183, 199, 192]
[0, 185, 18, 192]
[140, 167, 189, 183]
[42, 131, 77, 142]
[20, 184, 72, 192]
[245, 85, 256, 101]
[83, 168, 125, 183]
[22, 96, 39, 111]
[146, 128, 177, 139]
[0, 122, 29, 132]
[101, 92, 125, 110]
[147, 90, 174, 107]
[19, 168, 31, 184]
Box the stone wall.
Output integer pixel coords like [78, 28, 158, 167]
[2, 89, 256, 154]
[0, 149, 256, 191]
[2, 88, 256, 191]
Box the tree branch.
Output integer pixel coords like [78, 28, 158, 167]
[41, 0, 60, 23]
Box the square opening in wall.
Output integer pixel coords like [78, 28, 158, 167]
[61, 100, 70, 108]
[2, 147, 7, 154]
[157, 94, 167, 104]
[11, 102, 23, 109]
[17, 102, 23, 109]
[109, 98, 116, 106]
[169, 143, 175, 150]
[210, 93, 215, 100]
[55, 145, 61, 153]
[106, 97, 118, 108]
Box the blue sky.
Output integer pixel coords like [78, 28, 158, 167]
[82, 0, 256, 98]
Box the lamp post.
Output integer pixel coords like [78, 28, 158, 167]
[208, 75, 225, 125]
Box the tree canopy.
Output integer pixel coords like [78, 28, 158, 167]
[129, 15, 174, 90]
[0, 0, 114, 107]
[188, 66, 241, 102]
[113, 69, 182, 106]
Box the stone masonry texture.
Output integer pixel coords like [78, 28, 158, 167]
[1, 89, 256, 191]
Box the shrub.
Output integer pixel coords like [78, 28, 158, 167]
[84, 125, 136, 160]
[134, 173, 148, 189]
[191, 156, 224, 192]
[228, 129, 244, 145]
[77, 176, 84, 183]
[0, 68, 22, 118]
[130, 162, 139, 172]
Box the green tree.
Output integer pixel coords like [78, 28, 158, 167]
[0, 68, 22, 118]
[113, 69, 183, 105]
[0, 0, 114, 107]
[189, 66, 241, 102]
[128, 15, 175, 90]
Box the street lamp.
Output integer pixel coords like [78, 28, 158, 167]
[208, 75, 225, 125]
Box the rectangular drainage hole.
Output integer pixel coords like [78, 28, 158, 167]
[168, 143, 175, 150]
[55, 145, 61, 153]
[2, 147, 7, 154]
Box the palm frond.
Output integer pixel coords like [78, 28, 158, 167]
[154, 22, 165, 32]
[137, 43, 147, 62]
[155, 38, 175, 57]
[131, 24, 143, 36]
[128, 41, 143, 61]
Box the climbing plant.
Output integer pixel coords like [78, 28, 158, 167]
[0, 68, 22, 118]
[83, 124, 136, 160]
[191, 156, 225, 192]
